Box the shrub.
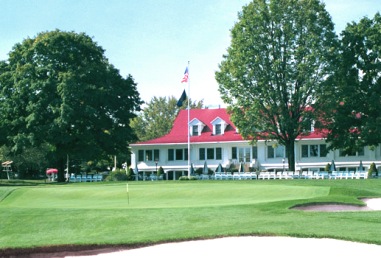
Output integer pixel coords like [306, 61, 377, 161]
[368, 162, 378, 178]
[195, 168, 203, 175]
[157, 166, 164, 177]
[179, 176, 198, 180]
[105, 169, 128, 181]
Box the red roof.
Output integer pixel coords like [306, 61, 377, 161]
[133, 108, 326, 146]
[134, 108, 244, 145]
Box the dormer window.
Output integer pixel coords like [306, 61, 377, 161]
[192, 125, 199, 136]
[211, 117, 228, 135]
[189, 118, 205, 136]
[215, 124, 222, 135]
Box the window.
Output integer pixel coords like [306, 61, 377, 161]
[168, 148, 187, 161]
[207, 148, 214, 159]
[176, 149, 183, 160]
[267, 145, 285, 159]
[199, 148, 205, 160]
[320, 144, 327, 157]
[310, 145, 318, 157]
[301, 144, 327, 158]
[199, 147, 222, 160]
[252, 146, 257, 159]
[192, 125, 198, 136]
[238, 147, 251, 162]
[138, 149, 160, 162]
[268, 146, 274, 159]
[168, 149, 174, 161]
[215, 124, 222, 135]
[232, 147, 237, 159]
[339, 147, 364, 157]
[232, 147, 250, 162]
[138, 150, 144, 162]
[275, 146, 284, 158]
[146, 150, 153, 161]
[154, 149, 160, 161]
[216, 148, 222, 160]
[231, 147, 251, 162]
[211, 117, 227, 135]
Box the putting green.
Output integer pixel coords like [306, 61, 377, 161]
[0, 182, 329, 209]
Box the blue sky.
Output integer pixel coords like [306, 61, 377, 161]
[0, 0, 379, 107]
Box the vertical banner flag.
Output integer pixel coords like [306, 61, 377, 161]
[181, 67, 189, 83]
[176, 89, 187, 107]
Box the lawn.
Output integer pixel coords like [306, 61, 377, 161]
[1, 179, 381, 251]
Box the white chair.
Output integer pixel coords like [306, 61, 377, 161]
[269, 172, 276, 180]
[329, 171, 337, 179]
[260, 172, 271, 180]
[69, 175, 76, 182]
[300, 171, 308, 179]
[357, 172, 368, 179]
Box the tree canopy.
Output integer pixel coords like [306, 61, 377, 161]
[0, 30, 142, 181]
[130, 96, 203, 142]
[317, 13, 381, 154]
[215, 0, 337, 171]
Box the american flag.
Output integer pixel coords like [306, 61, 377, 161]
[181, 67, 188, 83]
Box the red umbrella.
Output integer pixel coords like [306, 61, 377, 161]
[46, 168, 58, 174]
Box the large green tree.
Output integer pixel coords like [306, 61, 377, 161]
[130, 96, 203, 142]
[215, 0, 337, 171]
[317, 13, 381, 154]
[0, 30, 142, 181]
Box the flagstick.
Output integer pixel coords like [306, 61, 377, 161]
[187, 61, 191, 179]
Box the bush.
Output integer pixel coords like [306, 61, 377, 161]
[368, 162, 378, 178]
[157, 166, 164, 177]
[105, 169, 128, 181]
[179, 176, 198, 180]
[195, 168, 203, 175]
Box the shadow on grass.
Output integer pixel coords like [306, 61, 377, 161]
[0, 179, 69, 187]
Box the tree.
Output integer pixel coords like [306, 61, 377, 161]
[0, 30, 142, 181]
[215, 0, 337, 171]
[130, 96, 203, 142]
[317, 13, 381, 154]
[0, 144, 50, 179]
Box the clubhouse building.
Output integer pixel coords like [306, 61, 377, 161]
[130, 108, 381, 180]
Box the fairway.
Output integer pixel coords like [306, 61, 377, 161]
[0, 181, 329, 209]
[1, 180, 381, 252]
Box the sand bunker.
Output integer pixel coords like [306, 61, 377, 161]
[293, 198, 381, 212]
[67, 236, 381, 258]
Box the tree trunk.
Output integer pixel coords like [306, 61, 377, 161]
[286, 139, 296, 171]
[56, 157, 66, 182]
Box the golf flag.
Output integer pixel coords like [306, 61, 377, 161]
[176, 89, 187, 107]
[181, 67, 189, 83]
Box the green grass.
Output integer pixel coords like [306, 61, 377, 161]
[1, 179, 381, 250]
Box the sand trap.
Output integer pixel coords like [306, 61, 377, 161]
[67, 237, 381, 258]
[293, 198, 381, 212]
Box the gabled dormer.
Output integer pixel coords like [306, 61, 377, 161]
[211, 117, 228, 135]
[189, 118, 205, 136]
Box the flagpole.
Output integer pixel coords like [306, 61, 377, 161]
[187, 61, 190, 179]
